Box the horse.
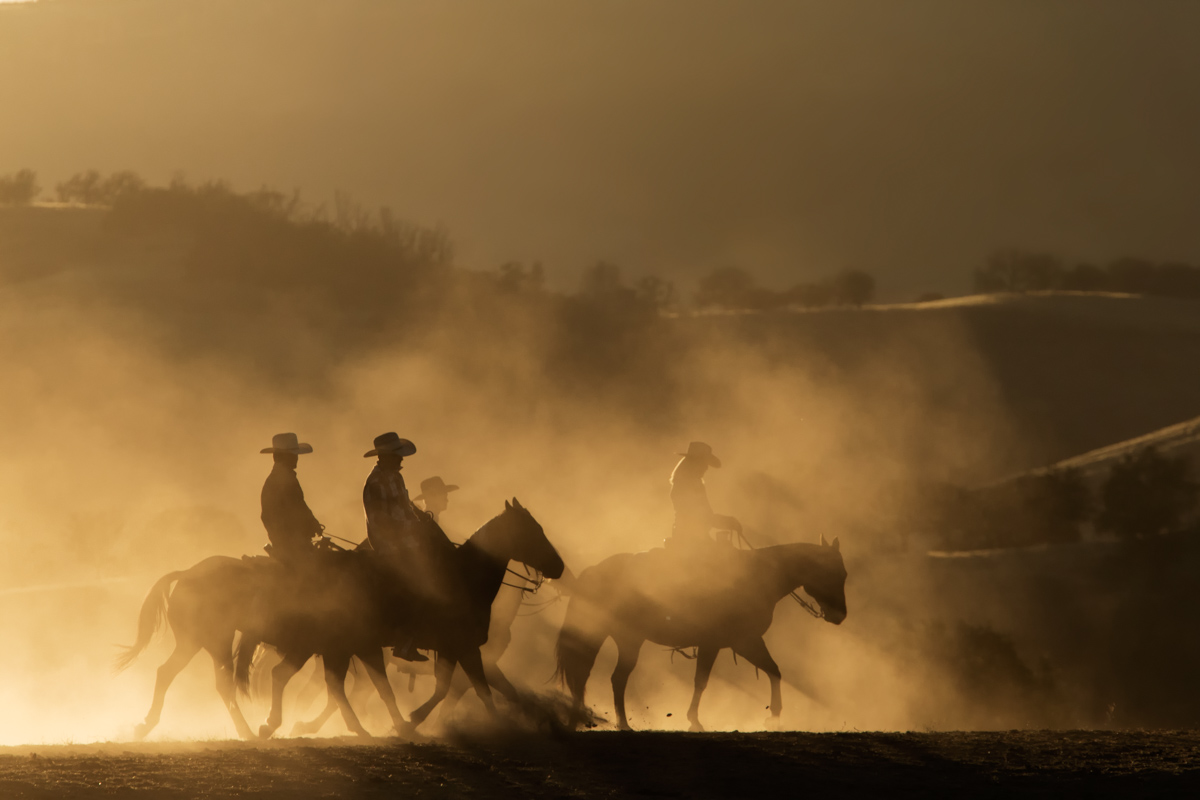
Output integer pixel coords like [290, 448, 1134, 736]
[238, 498, 564, 738]
[555, 535, 846, 732]
[116, 546, 412, 740]
[288, 564, 566, 736]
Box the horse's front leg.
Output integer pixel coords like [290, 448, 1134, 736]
[359, 648, 411, 735]
[611, 637, 643, 731]
[324, 653, 372, 738]
[686, 646, 719, 733]
[408, 653, 456, 728]
[260, 651, 309, 739]
[733, 637, 783, 726]
[458, 647, 497, 717]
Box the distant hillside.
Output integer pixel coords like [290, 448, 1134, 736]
[5, 199, 1200, 486]
[687, 292, 1200, 476]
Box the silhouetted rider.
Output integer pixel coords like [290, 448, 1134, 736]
[669, 441, 742, 548]
[362, 432, 456, 661]
[414, 475, 459, 523]
[260, 432, 324, 562]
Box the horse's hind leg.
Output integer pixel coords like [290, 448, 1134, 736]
[685, 646, 719, 733]
[359, 649, 410, 735]
[733, 637, 783, 726]
[324, 653, 372, 738]
[209, 642, 255, 740]
[290, 694, 338, 737]
[260, 652, 309, 739]
[135, 638, 201, 740]
[611, 637, 643, 731]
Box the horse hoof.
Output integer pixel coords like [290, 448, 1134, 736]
[133, 723, 152, 741]
[688, 721, 705, 733]
[763, 715, 783, 731]
[289, 722, 315, 737]
[617, 722, 633, 732]
[258, 724, 276, 740]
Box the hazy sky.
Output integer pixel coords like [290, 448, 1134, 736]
[2, 0, 1199, 296]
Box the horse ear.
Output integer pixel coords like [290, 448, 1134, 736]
[820, 534, 828, 547]
[832, 536, 841, 553]
[513, 497, 523, 509]
[505, 499, 512, 510]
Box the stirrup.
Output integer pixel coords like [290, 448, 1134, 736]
[392, 644, 429, 663]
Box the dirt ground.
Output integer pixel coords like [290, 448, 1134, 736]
[1, 731, 1197, 799]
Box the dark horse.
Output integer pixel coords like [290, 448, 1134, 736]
[237, 498, 564, 738]
[118, 499, 561, 739]
[555, 536, 846, 731]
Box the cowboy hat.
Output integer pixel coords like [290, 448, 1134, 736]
[260, 432, 313, 455]
[364, 431, 417, 458]
[414, 476, 460, 502]
[677, 441, 721, 468]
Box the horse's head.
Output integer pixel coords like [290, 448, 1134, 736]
[494, 498, 565, 580]
[803, 534, 847, 625]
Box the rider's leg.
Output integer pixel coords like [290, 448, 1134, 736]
[733, 637, 783, 721]
[611, 637, 643, 731]
[686, 645, 719, 733]
[136, 638, 201, 740]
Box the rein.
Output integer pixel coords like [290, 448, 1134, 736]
[502, 565, 545, 594]
[735, 529, 824, 620]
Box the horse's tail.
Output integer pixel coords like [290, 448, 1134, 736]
[233, 632, 260, 698]
[554, 592, 606, 704]
[115, 570, 183, 672]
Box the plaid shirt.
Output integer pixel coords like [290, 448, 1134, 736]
[363, 464, 420, 554]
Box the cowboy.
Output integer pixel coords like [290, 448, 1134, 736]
[362, 432, 457, 662]
[669, 441, 742, 548]
[260, 432, 325, 563]
[362, 432, 422, 555]
[414, 476, 459, 523]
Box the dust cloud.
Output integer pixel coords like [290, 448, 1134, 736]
[0, 185, 1073, 745]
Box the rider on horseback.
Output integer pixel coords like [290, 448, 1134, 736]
[362, 432, 457, 662]
[260, 432, 325, 563]
[414, 475, 459, 523]
[669, 441, 742, 548]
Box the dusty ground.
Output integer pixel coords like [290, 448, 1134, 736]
[1, 731, 1198, 798]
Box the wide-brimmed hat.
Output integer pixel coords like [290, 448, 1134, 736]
[678, 441, 721, 468]
[414, 476, 460, 502]
[260, 432, 313, 455]
[364, 431, 417, 458]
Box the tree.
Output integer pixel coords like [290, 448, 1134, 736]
[0, 169, 40, 206]
[56, 170, 145, 206]
[580, 261, 628, 298]
[1097, 447, 1198, 539]
[974, 250, 1064, 293]
[634, 275, 676, 309]
[832, 269, 876, 306]
[694, 266, 756, 309]
[496, 261, 545, 293]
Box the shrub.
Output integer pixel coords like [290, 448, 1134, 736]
[0, 169, 40, 206]
[1097, 447, 1198, 539]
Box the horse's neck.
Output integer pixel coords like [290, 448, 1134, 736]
[460, 519, 510, 604]
[753, 543, 824, 600]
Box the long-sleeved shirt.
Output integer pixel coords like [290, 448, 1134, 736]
[671, 469, 719, 543]
[363, 464, 420, 555]
[261, 463, 322, 557]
